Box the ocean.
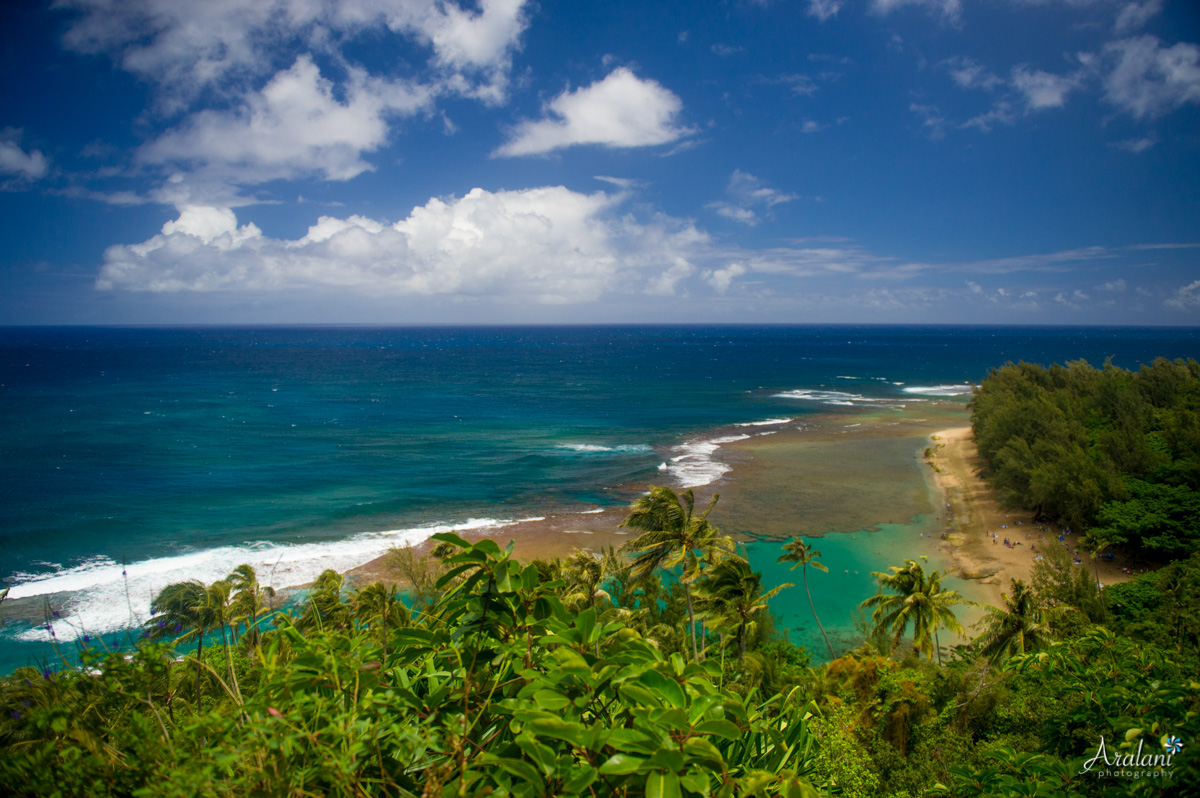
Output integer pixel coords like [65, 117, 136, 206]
[1, 325, 1196, 672]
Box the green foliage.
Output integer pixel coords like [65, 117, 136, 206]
[970, 357, 1200, 556]
[0, 536, 828, 797]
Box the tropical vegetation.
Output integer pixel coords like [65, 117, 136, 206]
[4, 354, 1200, 795]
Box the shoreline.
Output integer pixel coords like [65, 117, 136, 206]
[346, 406, 959, 586]
[924, 426, 1130, 608]
[351, 414, 1134, 657]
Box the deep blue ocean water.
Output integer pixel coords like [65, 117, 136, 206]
[1, 325, 1196, 672]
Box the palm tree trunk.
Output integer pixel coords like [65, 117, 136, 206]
[685, 583, 698, 663]
[934, 627, 942, 666]
[804, 569, 836, 660]
[195, 634, 204, 713]
[221, 622, 240, 699]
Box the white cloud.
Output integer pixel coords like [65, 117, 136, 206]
[57, 0, 530, 107]
[1096, 279, 1126, 292]
[494, 68, 693, 157]
[962, 101, 1017, 131]
[138, 56, 434, 184]
[0, 130, 49, 180]
[1012, 66, 1083, 109]
[711, 205, 759, 225]
[910, 102, 947, 138]
[707, 170, 796, 226]
[1114, 0, 1163, 35]
[1113, 135, 1157, 152]
[871, 0, 961, 21]
[1104, 36, 1200, 119]
[807, 0, 844, 22]
[706, 263, 746, 293]
[944, 56, 1002, 90]
[96, 186, 710, 303]
[1165, 280, 1200, 310]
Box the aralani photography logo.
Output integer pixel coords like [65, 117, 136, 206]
[1080, 734, 1184, 780]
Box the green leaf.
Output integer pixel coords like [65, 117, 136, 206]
[429, 532, 470, 549]
[640, 670, 686, 708]
[564, 764, 598, 794]
[526, 717, 588, 747]
[599, 754, 648, 776]
[489, 757, 546, 793]
[695, 719, 740, 740]
[647, 771, 682, 798]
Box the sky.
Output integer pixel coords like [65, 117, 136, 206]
[0, 0, 1198, 326]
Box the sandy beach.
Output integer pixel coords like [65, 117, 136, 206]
[925, 426, 1130, 607]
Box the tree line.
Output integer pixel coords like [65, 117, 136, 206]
[969, 356, 1200, 558]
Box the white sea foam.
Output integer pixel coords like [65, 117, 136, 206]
[733, 417, 793, 427]
[557, 443, 653, 454]
[901, 384, 975, 397]
[8, 517, 532, 643]
[660, 434, 750, 488]
[773, 389, 874, 404]
[774, 388, 921, 407]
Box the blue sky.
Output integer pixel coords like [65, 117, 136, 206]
[1, 0, 1198, 325]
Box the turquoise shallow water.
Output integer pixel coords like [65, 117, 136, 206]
[1, 325, 1196, 673]
[743, 519, 975, 661]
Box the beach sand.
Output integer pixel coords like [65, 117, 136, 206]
[925, 426, 1130, 607]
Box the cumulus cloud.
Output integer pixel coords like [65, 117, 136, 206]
[97, 186, 710, 303]
[707, 170, 796, 226]
[705, 263, 747, 293]
[138, 56, 434, 184]
[1097, 279, 1127, 292]
[494, 68, 693, 156]
[0, 130, 49, 181]
[1104, 36, 1200, 119]
[57, 0, 531, 108]
[1165, 280, 1200, 310]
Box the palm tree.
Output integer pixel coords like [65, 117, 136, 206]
[974, 579, 1056, 663]
[777, 537, 836, 660]
[695, 556, 791, 662]
[1080, 532, 1112, 611]
[297, 569, 352, 632]
[352, 581, 408, 666]
[148, 580, 210, 712]
[202, 579, 240, 698]
[229, 564, 274, 651]
[860, 560, 968, 664]
[620, 486, 734, 662]
[561, 549, 611, 615]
